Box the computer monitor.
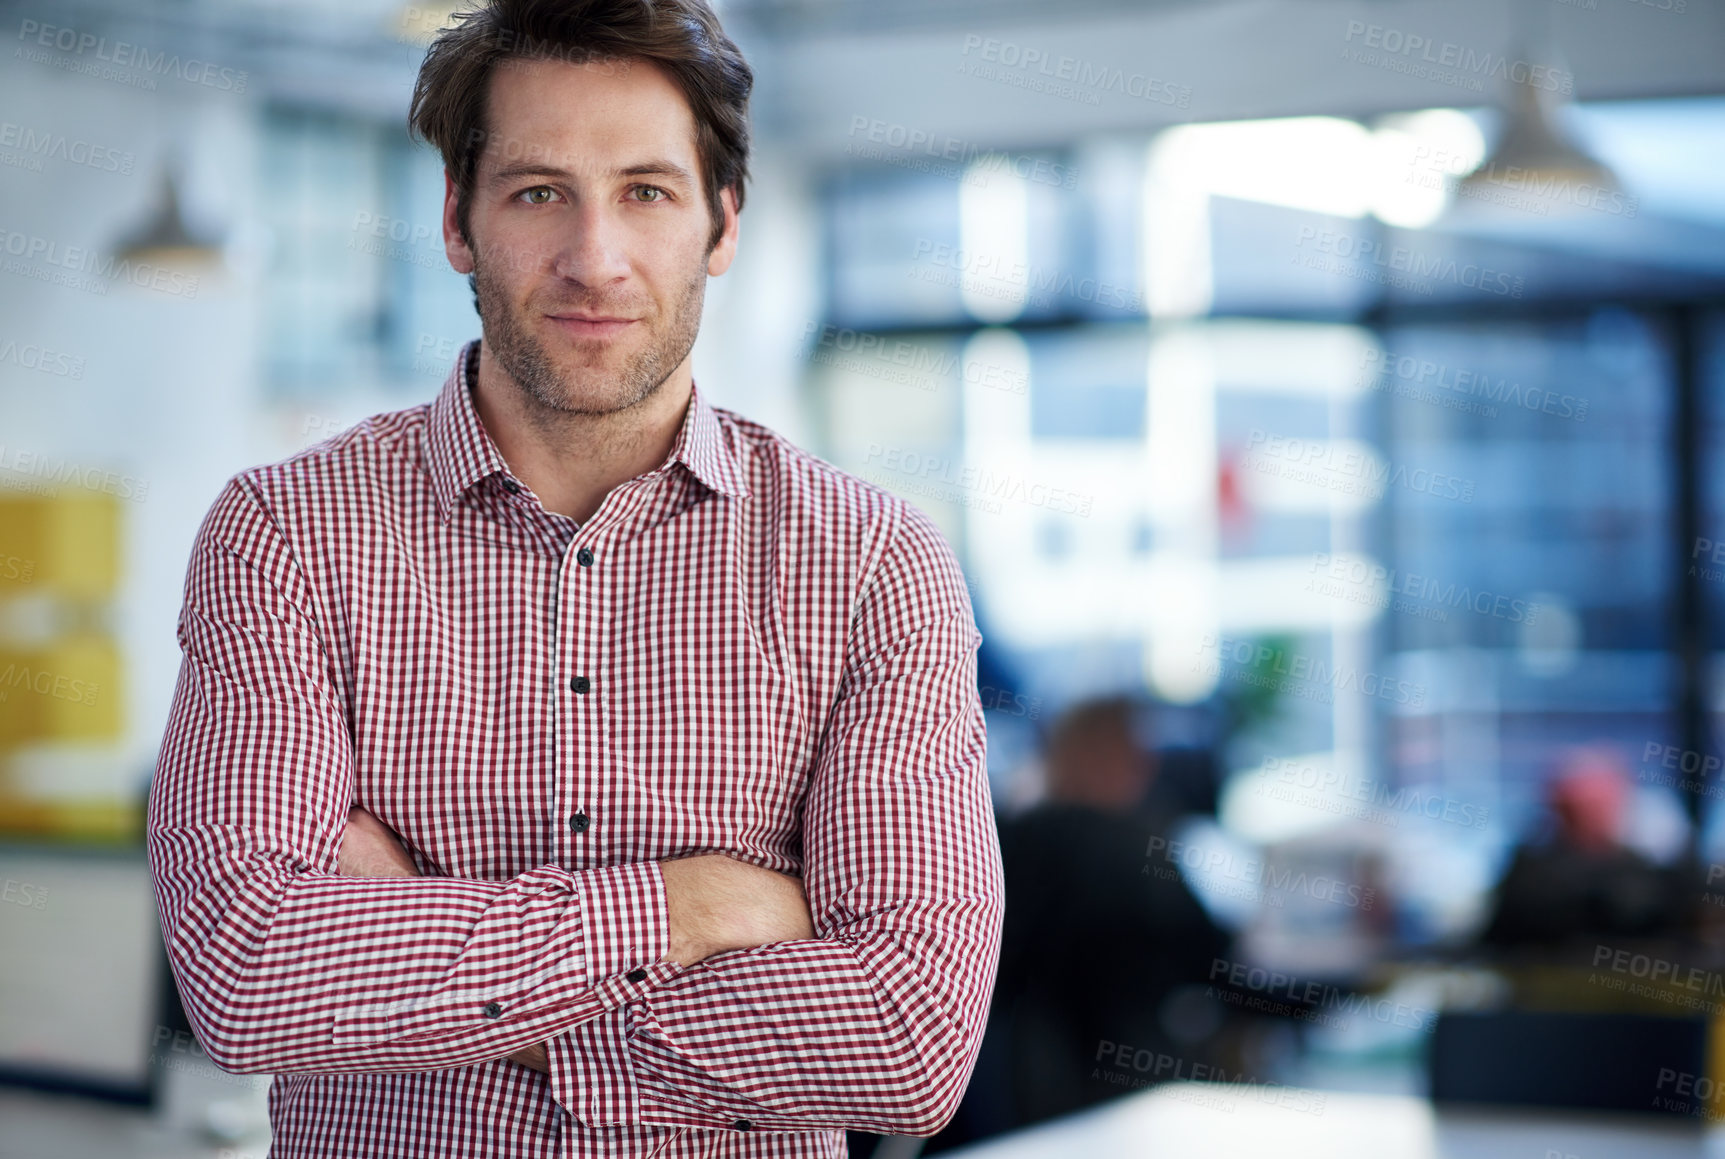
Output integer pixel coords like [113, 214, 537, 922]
[0, 843, 163, 1105]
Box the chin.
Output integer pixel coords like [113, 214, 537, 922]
[543, 370, 644, 414]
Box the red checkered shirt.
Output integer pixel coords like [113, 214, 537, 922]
[147, 339, 1004, 1158]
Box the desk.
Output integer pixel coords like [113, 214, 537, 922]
[944, 1083, 1725, 1159]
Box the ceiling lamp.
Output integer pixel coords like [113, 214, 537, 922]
[113, 162, 221, 267]
[1455, 49, 1624, 219]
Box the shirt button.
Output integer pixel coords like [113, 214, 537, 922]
[733, 1119, 753, 1131]
[484, 1002, 503, 1018]
[501, 479, 520, 495]
[626, 968, 647, 983]
[570, 675, 591, 694]
[569, 811, 590, 834]
[576, 547, 595, 567]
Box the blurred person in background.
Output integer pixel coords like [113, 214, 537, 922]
[927, 694, 1232, 1150]
[1482, 744, 1701, 949]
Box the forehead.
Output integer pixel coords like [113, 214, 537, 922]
[478, 53, 700, 175]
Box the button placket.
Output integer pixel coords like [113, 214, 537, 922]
[560, 532, 605, 866]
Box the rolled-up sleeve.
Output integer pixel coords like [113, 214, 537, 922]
[545, 499, 1006, 1136]
[147, 475, 671, 1075]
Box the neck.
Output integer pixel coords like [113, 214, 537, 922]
[470, 341, 694, 525]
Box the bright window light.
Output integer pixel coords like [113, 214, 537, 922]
[958, 155, 1030, 324]
[1370, 109, 1487, 228]
[1152, 116, 1378, 218]
[1143, 110, 1487, 241]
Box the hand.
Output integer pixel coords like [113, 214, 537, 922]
[505, 1042, 548, 1073]
[659, 853, 814, 967]
[336, 806, 421, 878]
[335, 807, 550, 1074]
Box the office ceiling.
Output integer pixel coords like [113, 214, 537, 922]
[5, 0, 1722, 142]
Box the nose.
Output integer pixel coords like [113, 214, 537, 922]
[548, 197, 630, 289]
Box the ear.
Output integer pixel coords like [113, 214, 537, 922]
[706, 185, 741, 277]
[443, 169, 475, 275]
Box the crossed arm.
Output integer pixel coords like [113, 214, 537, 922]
[148, 476, 1004, 1135]
[335, 806, 814, 1075]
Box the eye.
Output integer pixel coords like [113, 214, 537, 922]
[630, 185, 670, 203]
[518, 186, 560, 205]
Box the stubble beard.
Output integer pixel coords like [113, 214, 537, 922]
[471, 241, 708, 421]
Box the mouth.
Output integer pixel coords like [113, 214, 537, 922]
[544, 313, 638, 339]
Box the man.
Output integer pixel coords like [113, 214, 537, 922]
[977, 696, 1227, 1134]
[146, 2, 1003, 1156]
[1482, 745, 1698, 947]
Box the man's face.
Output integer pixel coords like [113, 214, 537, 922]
[443, 54, 738, 417]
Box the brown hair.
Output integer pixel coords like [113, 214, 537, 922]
[409, 0, 753, 252]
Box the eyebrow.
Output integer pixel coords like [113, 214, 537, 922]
[486, 159, 698, 187]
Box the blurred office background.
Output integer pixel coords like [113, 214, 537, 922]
[4, 0, 1725, 1156]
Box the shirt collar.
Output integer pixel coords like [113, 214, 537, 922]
[427, 338, 751, 523]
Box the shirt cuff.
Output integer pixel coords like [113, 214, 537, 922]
[329, 865, 601, 1048]
[547, 1001, 643, 1124]
[577, 860, 672, 984]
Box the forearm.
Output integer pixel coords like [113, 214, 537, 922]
[548, 888, 1002, 1135]
[151, 833, 671, 1074]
